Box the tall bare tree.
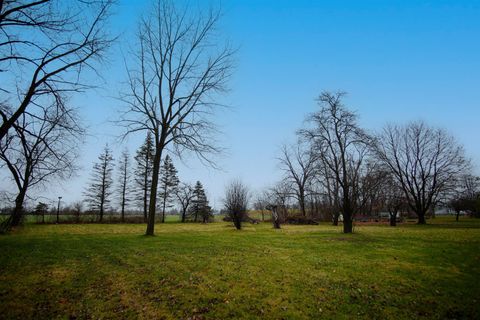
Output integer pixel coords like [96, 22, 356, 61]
[278, 143, 317, 217]
[299, 91, 370, 233]
[119, 0, 234, 235]
[84, 144, 115, 222]
[373, 121, 469, 224]
[0, 101, 81, 231]
[0, 0, 114, 141]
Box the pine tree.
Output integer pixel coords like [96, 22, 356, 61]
[189, 181, 212, 223]
[134, 133, 154, 222]
[158, 155, 180, 223]
[84, 145, 115, 222]
[117, 149, 131, 222]
[34, 202, 49, 224]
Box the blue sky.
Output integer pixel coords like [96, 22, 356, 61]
[14, 0, 480, 208]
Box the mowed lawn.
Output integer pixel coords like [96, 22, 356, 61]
[0, 218, 479, 319]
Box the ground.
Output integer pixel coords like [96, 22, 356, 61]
[0, 217, 479, 319]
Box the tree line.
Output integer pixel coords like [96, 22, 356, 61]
[257, 92, 479, 233]
[0, 1, 478, 235]
[61, 135, 213, 224]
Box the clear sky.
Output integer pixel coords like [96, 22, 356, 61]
[9, 0, 480, 209]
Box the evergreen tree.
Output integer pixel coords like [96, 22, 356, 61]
[158, 155, 180, 223]
[34, 202, 49, 224]
[117, 149, 131, 222]
[189, 181, 212, 222]
[134, 133, 154, 222]
[84, 145, 115, 222]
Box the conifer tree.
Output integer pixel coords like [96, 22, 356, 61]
[84, 145, 115, 222]
[158, 155, 180, 223]
[117, 149, 131, 222]
[189, 181, 212, 222]
[134, 133, 154, 222]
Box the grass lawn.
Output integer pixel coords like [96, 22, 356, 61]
[0, 217, 479, 319]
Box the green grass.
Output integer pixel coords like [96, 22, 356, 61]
[0, 217, 479, 319]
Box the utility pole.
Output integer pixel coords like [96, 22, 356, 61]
[56, 196, 62, 224]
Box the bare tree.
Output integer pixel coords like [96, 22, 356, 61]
[0, 101, 81, 231]
[299, 91, 370, 233]
[119, 0, 234, 235]
[265, 204, 281, 229]
[269, 181, 292, 223]
[253, 189, 270, 221]
[315, 153, 341, 225]
[83, 145, 115, 222]
[72, 201, 83, 223]
[355, 161, 386, 218]
[373, 121, 469, 224]
[278, 143, 318, 217]
[449, 175, 480, 222]
[0, 0, 114, 141]
[376, 171, 405, 226]
[175, 182, 195, 223]
[224, 180, 249, 230]
[116, 149, 131, 222]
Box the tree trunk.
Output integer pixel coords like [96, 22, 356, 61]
[417, 211, 427, 224]
[146, 143, 163, 236]
[120, 198, 125, 223]
[271, 207, 281, 229]
[161, 194, 167, 223]
[343, 204, 353, 233]
[181, 209, 186, 223]
[299, 191, 306, 217]
[343, 217, 353, 233]
[143, 174, 148, 223]
[121, 184, 126, 223]
[233, 212, 241, 230]
[10, 190, 27, 227]
[389, 213, 397, 227]
[99, 201, 104, 222]
[332, 212, 339, 226]
[455, 211, 460, 222]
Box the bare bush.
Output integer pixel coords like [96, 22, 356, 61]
[223, 180, 249, 230]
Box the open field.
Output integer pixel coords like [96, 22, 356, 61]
[1, 217, 479, 319]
